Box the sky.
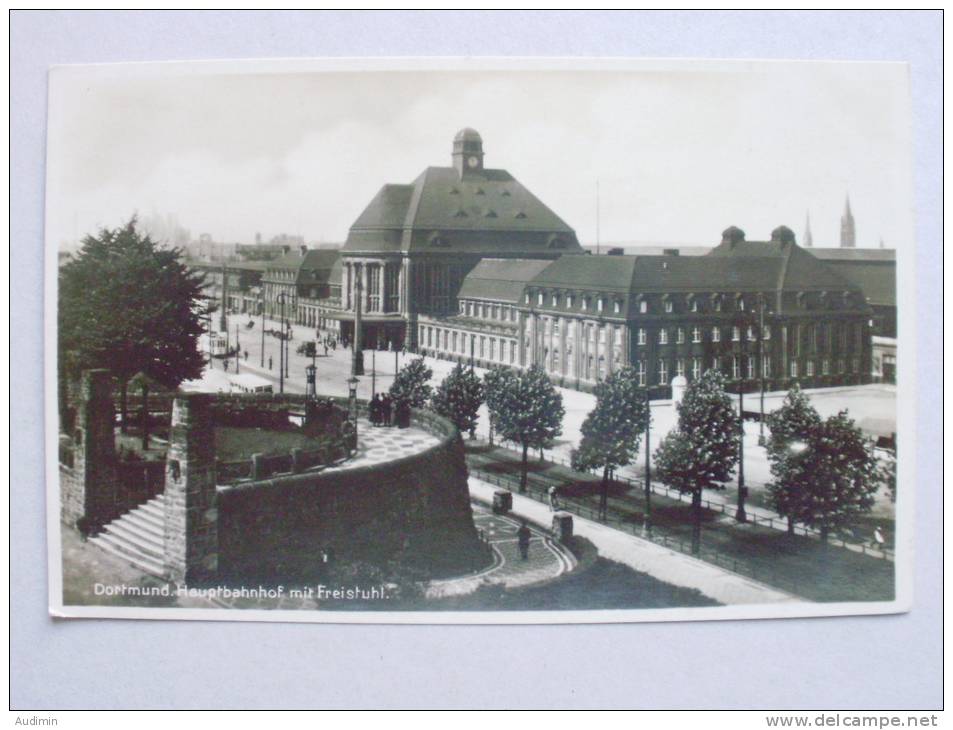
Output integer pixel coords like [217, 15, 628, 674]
[46, 59, 914, 251]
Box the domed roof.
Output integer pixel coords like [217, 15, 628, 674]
[454, 127, 482, 143]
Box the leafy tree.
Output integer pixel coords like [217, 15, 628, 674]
[571, 366, 650, 521]
[431, 363, 484, 438]
[764, 385, 823, 532]
[654, 369, 739, 554]
[388, 356, 433, 410]
[483, 365, 517, 446]
[487, 364, 564, 493]
[58, 218, 208, 430]
[768, 410, 881, 542]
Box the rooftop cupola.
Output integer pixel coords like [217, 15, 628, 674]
[771, 225, 797, 247]
[452, 128, 484, 178]
[721, 226, 746, 247]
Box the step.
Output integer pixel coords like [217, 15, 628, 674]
[94, 531, 164, 566]
[104, 521, 164, 556]
[121, 511, 165, 539]
[138, 497, 166, 518]
[91, 534, 166, 577]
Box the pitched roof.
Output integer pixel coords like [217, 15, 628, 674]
[296, 250, 340, 286]
[344, 166, 581, 255]
[458, 259, 554, 303]
[809, 248, 896, 262]
[706, 239, 859, 292]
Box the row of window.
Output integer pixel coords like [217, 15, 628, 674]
[420, 324, 518, 365]
[636, 325, 771, 345]
[631, 356, 862, 386]
[459, 300, 519, 323]
[523, 290, 857, 315]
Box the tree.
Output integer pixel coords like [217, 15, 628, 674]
[486, 364, 564, 493]
[483, 366, 517, 446]
[388, 356, 433, 410]
[767, 410, 881, 542]
[571, 366, 650, 521]
[431, 363, 484, 438]
[58, 218, 208, 431]
[654, 369, 739, 554]
[764, 385, 823, 533]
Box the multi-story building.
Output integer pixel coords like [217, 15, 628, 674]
[420, 226, 873, 395]
[324, 128, 582, 350]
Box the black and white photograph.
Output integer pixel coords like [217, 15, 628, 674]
[45, 57, 913, 624]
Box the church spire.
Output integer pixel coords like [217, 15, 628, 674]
[804, 211, 813, 248]
[840, 194, 856, 248]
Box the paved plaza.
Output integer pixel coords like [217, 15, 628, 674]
[327, 418, 441, 471]
[426, 503, 576, 598]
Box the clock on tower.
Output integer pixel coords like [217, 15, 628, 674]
[452, 128, 484, 177]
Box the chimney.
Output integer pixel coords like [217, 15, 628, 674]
[771, 226, 796, 248]
[721, 226, 745, 248]
[663, 248, 680, 257]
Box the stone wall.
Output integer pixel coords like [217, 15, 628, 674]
[215, 409, 484, 584]
[60, 369, 118, 532]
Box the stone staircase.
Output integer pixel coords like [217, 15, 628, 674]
[89, 494, 167, 578]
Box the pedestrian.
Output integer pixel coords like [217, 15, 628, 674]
[548, 485, 560, 512]
[223, 359, 229, 372]
[517, 520, 531, 560]
[382, 393, 392, 427]
[370, 394, 381, 426]
[268, 356, 273, 371]
[324, 343, 328, 357]
[873, 526, 885, 551]
[243, 350, 248, 361]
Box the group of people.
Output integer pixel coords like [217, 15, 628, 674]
[369, 393, 394, 427]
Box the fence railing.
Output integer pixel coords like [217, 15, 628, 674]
[469, 466, 804, 597]
[216, 437, 354, 485]
[475, 438, 894, 563]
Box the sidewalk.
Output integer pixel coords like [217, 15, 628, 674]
[468, 478, 795, 606]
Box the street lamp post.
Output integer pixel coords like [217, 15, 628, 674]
[759, 291, 766, 444]
[235, 323, 240, 374]
[352, 264, 365, 376]
[736, 379, 747, 523]
[643, 388, 652, 532]
[347, 376, 359, 428]
[260, 297, 265, 368]
[278, 293, 286, 394]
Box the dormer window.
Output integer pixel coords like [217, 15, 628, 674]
[538, 292, 544, 306]
[453, 209, 468, 218]
[581, 298, 588, 311]
[552, 295, 558, 307]
[664, 300, 674, 313]
[501, 189, 511, 196]
[640, 300, 648, 314]
[614, 301, 621, 314]
[484, 209, 497, 218]
[525, 293, 530, 304]
[514, 211, 527, 219]
[597, 298, 604, 312]
[691, 299, 699, 312]
[449, 187, 460, 195]
[566, 295, 573, 308]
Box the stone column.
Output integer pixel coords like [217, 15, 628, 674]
[164, 393, 218, 585]
[62, 369, 117, 532]
[361, 261, 369, 313]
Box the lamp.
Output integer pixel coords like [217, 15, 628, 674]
[347, 376, 359, 428]
[305, 363, 317, 400]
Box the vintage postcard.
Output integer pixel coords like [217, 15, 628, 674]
[46, 58, 914, 623]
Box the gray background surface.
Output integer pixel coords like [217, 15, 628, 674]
[11, 10, 942, 709]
